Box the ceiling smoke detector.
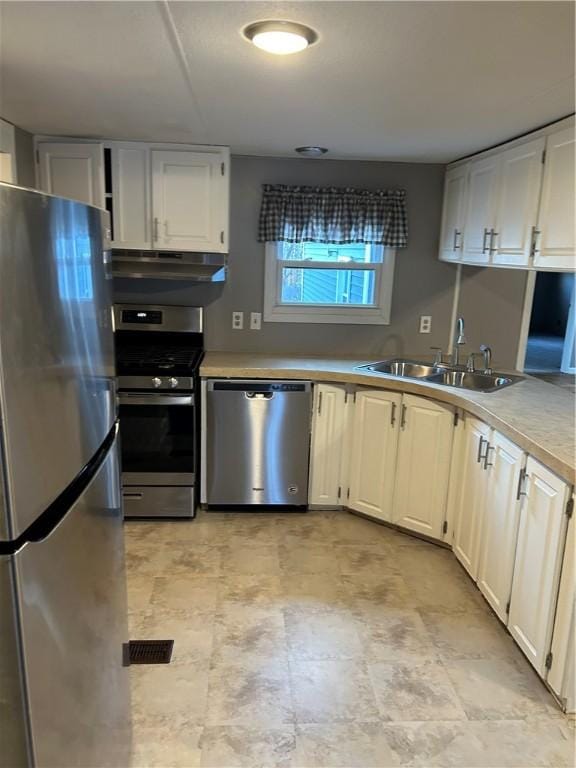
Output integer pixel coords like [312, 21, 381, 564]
[243, 20, 318, 55]
[295, 146, 328, 157]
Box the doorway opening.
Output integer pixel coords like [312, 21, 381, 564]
[524, 272, 575, 383]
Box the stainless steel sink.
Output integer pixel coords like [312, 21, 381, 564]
[425, 370, 523, 393]
[355, 358, 524, 393]
[357, 359, 442, 378]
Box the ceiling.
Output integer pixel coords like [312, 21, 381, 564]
[0, 1, 574, 163]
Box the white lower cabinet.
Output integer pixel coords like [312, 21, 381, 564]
[309, 384, 348, 506]
[348, 390, 401, 522]
[508, 457, 571, 676]
[391, 395, 454, 539]
[453, 417, 491, 579]
[476, 431, 525, 622]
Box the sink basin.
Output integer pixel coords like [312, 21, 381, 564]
[357, 359, 442, 378]
[356, 358, 524, 393]
[425, 370, 523, 393]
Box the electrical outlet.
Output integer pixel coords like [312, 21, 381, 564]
[419, 315, 432, 334]
[250, 312, 262, 330]
[232, 311, 244, 330]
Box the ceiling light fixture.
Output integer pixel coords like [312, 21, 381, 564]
[295, 146, 328, 157]
[243, 20, 318, 55]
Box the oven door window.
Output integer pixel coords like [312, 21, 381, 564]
[119, 402, 194, 474]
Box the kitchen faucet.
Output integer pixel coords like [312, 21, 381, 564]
[452, 316, 466, 367]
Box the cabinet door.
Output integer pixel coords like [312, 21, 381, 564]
[438, 165, 467, 262]
[535, 127, 576, 270]
[476, 431, 525, 622]
[0, 118, 16, 183]
[492, 138, 545, 267]
[309, 385, 347, 506]
[462, 155, 500, 264]
[110, 144, 151, 249]
[508, 457, 570, 675]
[392, 394, 454, 540]
[348, 390, 401, 522]
[453, 417, 491, 579]
[37, 142, 104, 207]
[151, 149, 228, 253]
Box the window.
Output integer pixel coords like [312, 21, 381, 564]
[264, 241, 395, 324]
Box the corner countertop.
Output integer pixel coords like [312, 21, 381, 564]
[200, 352, 576, 485]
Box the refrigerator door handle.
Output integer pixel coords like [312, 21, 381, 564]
[0, 423, 119, 557]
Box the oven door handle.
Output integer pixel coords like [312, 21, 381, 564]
[118, 394, 194, 406]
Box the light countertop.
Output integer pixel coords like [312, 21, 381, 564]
[200, 352, 576, 485]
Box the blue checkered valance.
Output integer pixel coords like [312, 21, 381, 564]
[258, 184, 408, 247]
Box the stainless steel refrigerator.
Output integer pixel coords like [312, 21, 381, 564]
[0, 184, 131, 767]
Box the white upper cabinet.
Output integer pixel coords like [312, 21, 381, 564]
[0, 118, 16, 183]
[309, 384, 348, 506]
[476, 431, 525, 622]
[37, 142, 104, 207]
[491, 138, 545, 267]
[438, 164, 468, 262]
[461, 155, 500, 264]
[508, 457, 570, 675]
[439, 119, 575, 271]
[109, 143, 150, 250]
[392, 394, 454, 540]
[534, 126, 576, 270]
[151, 148, 229, 253]
[453, 416, 491, 578]
[348, 390, 401, 522]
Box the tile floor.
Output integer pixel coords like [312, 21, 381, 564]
[125, 510, 575, 768]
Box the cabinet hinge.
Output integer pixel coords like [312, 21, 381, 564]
[541, 149, 546, 165]
[506, 600, 511, 615]
[221, 162, 225, 176]
[220, 230, 225, 244]
[545, 651, 553, 670]
[442, 520, 448, 535]
[453, 411, 459, 427]
[337, 486, 342, 500]
[566, 498, 574, 519]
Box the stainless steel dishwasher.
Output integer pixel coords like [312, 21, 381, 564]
[204, 379, 312, 507]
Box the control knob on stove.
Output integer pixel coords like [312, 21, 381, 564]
[152, 377, 162, 388]
[168, 377, 179, 389]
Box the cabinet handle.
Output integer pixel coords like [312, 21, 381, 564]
[453, 229, 462, 250]
[400, 403, 407, 429]
[482, 228, 491, 254]
[489, 229, 498, 255]
[153, 217, 159, 241]
[390, 402, 397, 427]
[317, 392, 322, 415]
[476, 436, 488, 463]
[483, 444, 495, 470]
[530, 227, 541, 257]
[516, 468, 528, 500]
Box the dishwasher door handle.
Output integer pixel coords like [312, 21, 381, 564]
[245, 392, 274, 399]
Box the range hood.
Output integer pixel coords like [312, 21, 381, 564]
[111, 250, 227, 282]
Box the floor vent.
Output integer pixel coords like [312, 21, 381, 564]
[127, 640, 174, 665]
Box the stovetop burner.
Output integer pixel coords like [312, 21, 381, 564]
[116, 344, 203, 377]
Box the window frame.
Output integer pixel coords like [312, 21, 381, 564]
[263, 242, 396, 324]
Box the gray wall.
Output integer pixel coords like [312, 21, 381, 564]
[115, 155, 459, 359]
[13, 125, 35, 187]
[457, 266, 528, 370]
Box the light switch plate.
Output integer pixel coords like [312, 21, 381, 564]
[232, 311, 244, 330]
[250, 312, 262, 330]
[419, 315, 432, 333]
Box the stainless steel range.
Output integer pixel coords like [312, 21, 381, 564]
[114, 304, 204, 518]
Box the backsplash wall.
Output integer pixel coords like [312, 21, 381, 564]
[115, 154, 460, 359]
